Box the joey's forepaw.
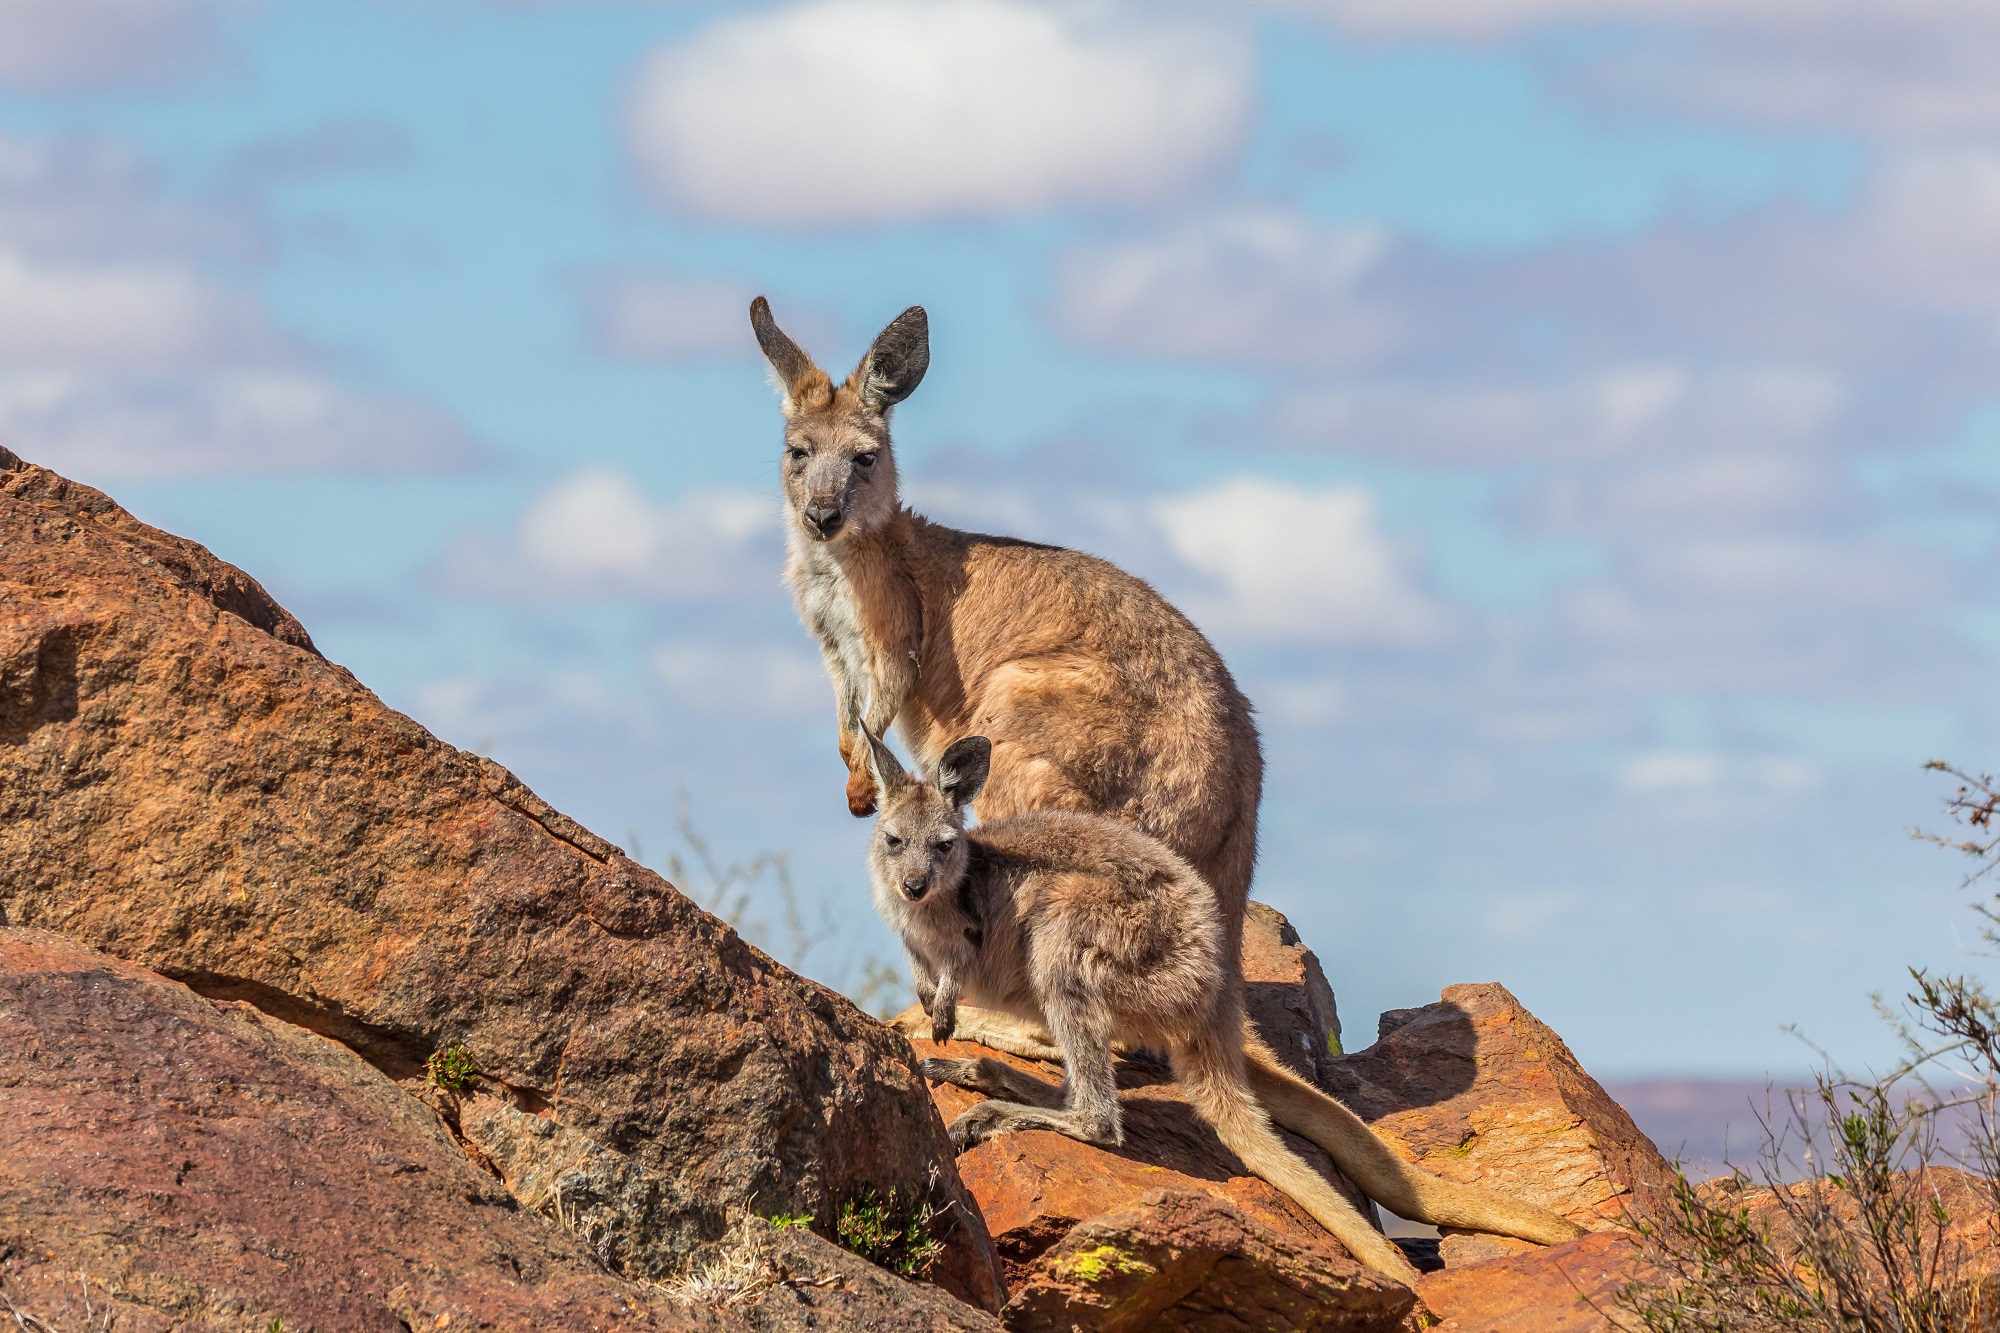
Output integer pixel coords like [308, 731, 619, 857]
[921, 1056, 977, 1088]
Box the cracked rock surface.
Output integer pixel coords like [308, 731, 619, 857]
[0, 446, 1005, 1314]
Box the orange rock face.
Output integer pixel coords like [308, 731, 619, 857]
[0, 448, 1003, 1310]
[1327, 983, 1676, 1233]
[1011, 1189, 1416, 1333]
[912, 1035, 1413, 1331]
[1415, 1229, 1645, 1333]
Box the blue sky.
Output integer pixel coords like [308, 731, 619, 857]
[4, 0, 1997, 1078]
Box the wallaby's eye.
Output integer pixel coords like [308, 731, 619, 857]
[883, 833, 904, 851]
[786, 447, 807, 463]
[934, 836, 955, 853]
[853, 452, 877, 469]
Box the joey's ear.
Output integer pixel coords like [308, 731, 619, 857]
[853, 305, 929, 415]
[858, 720, 911, 792]
[936, 736, 991, 809]
[750, 296, 820, 404]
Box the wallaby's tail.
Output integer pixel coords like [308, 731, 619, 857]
[1242, 1033, 1586, 1245]
[1172, 1028, 1422, 1285]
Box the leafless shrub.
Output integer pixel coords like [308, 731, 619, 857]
[1617, 761, 2000, 1333]
[631, 796, 911, 1018]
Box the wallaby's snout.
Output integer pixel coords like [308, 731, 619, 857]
[901, 872, 930, 902]
[802, 498, 844, 540]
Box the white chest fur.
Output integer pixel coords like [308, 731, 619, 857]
[787, 528, 874, 715]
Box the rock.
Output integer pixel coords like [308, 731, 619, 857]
[1007, 1189, 1415, 1333]
[1436, 1230, 1538, 1267]
[0, 449, 1004, 1309]
[913, 1039, 1411, 1331]
[1242, 900, 1346, 1085]
[0, 926, 720, 1332]
[1413, 1229, 1645, 1333]
[1706, 1166, 2000, 1296]
[1326, 984, 1675, 1233]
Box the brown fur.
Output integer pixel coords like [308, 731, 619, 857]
[857, 730, 1582, 1286]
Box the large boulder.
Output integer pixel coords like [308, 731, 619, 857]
[1326, 982, 1675, 1250]
[0, 448, 1004, 1309]
[0, 927, 1004, 1332]
[1413, 1229, 1644, 1333]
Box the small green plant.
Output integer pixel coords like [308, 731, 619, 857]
[836, 1190, 942, 1279]
[267, 1320, 284, 1333]
[425, 1042, 479, 1093]
[764, 1212, 814, 1230]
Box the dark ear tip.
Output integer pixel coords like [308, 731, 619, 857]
[750, 295, 771, 321]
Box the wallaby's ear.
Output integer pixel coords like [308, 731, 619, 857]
[936, 735, 991, 809]
[854, 305, 929, 415]
[858, 720, 910, 793]
[750, 296, 820, 406]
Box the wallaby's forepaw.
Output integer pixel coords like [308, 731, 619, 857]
[845, 768, 878, 817]
[945, 1101, 1017, 1153]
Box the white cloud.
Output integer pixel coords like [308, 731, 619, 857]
[1059, 212, 1402, 368]
[1277, 0, 1982, 40]
[579, 269, 756, 360]
[0, 132, 478, 479]
[1273, 368, 1845, 465]
[627, 0, 1251, 224]
[438, 469, 781, 602]
[0, 0, 243, 91]
[1618, 750, 1820, 795]
[1151, 477, 1442, 645]
[0, 250, 272, 369]
[577, 268, 844, 362]
[652, 640, 828, 718]
[1276, 0, 2000, 139]
[0, 370, 479, 479]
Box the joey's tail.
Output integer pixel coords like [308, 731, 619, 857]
[1241, 1033, 1586, 1246]
[1172, 1029, 1421, 1285]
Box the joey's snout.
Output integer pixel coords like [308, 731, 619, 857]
[901, 873, 930, 902]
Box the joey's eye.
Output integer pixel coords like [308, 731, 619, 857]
[934, 837, 956, 853]
[883, 833, 904, 851]
[786, 447, 807, 462]
[853, 452, 877, 469]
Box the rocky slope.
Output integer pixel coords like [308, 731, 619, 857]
[0, 927, 999, 1332]
[0, 447, 1004, 1324]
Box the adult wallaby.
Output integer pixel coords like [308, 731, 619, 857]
[858, 726, 1585, 1286]
[750, 295, 1261, 931]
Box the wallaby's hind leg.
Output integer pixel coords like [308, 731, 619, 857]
[944, 1005, 1121, 1152]
[1243, 1035, 1585, 1246]
[921, 1055, 1066, 1108]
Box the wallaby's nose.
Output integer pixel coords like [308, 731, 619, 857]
[804, 501, 843, 537]
[902, 874, 928, 901]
